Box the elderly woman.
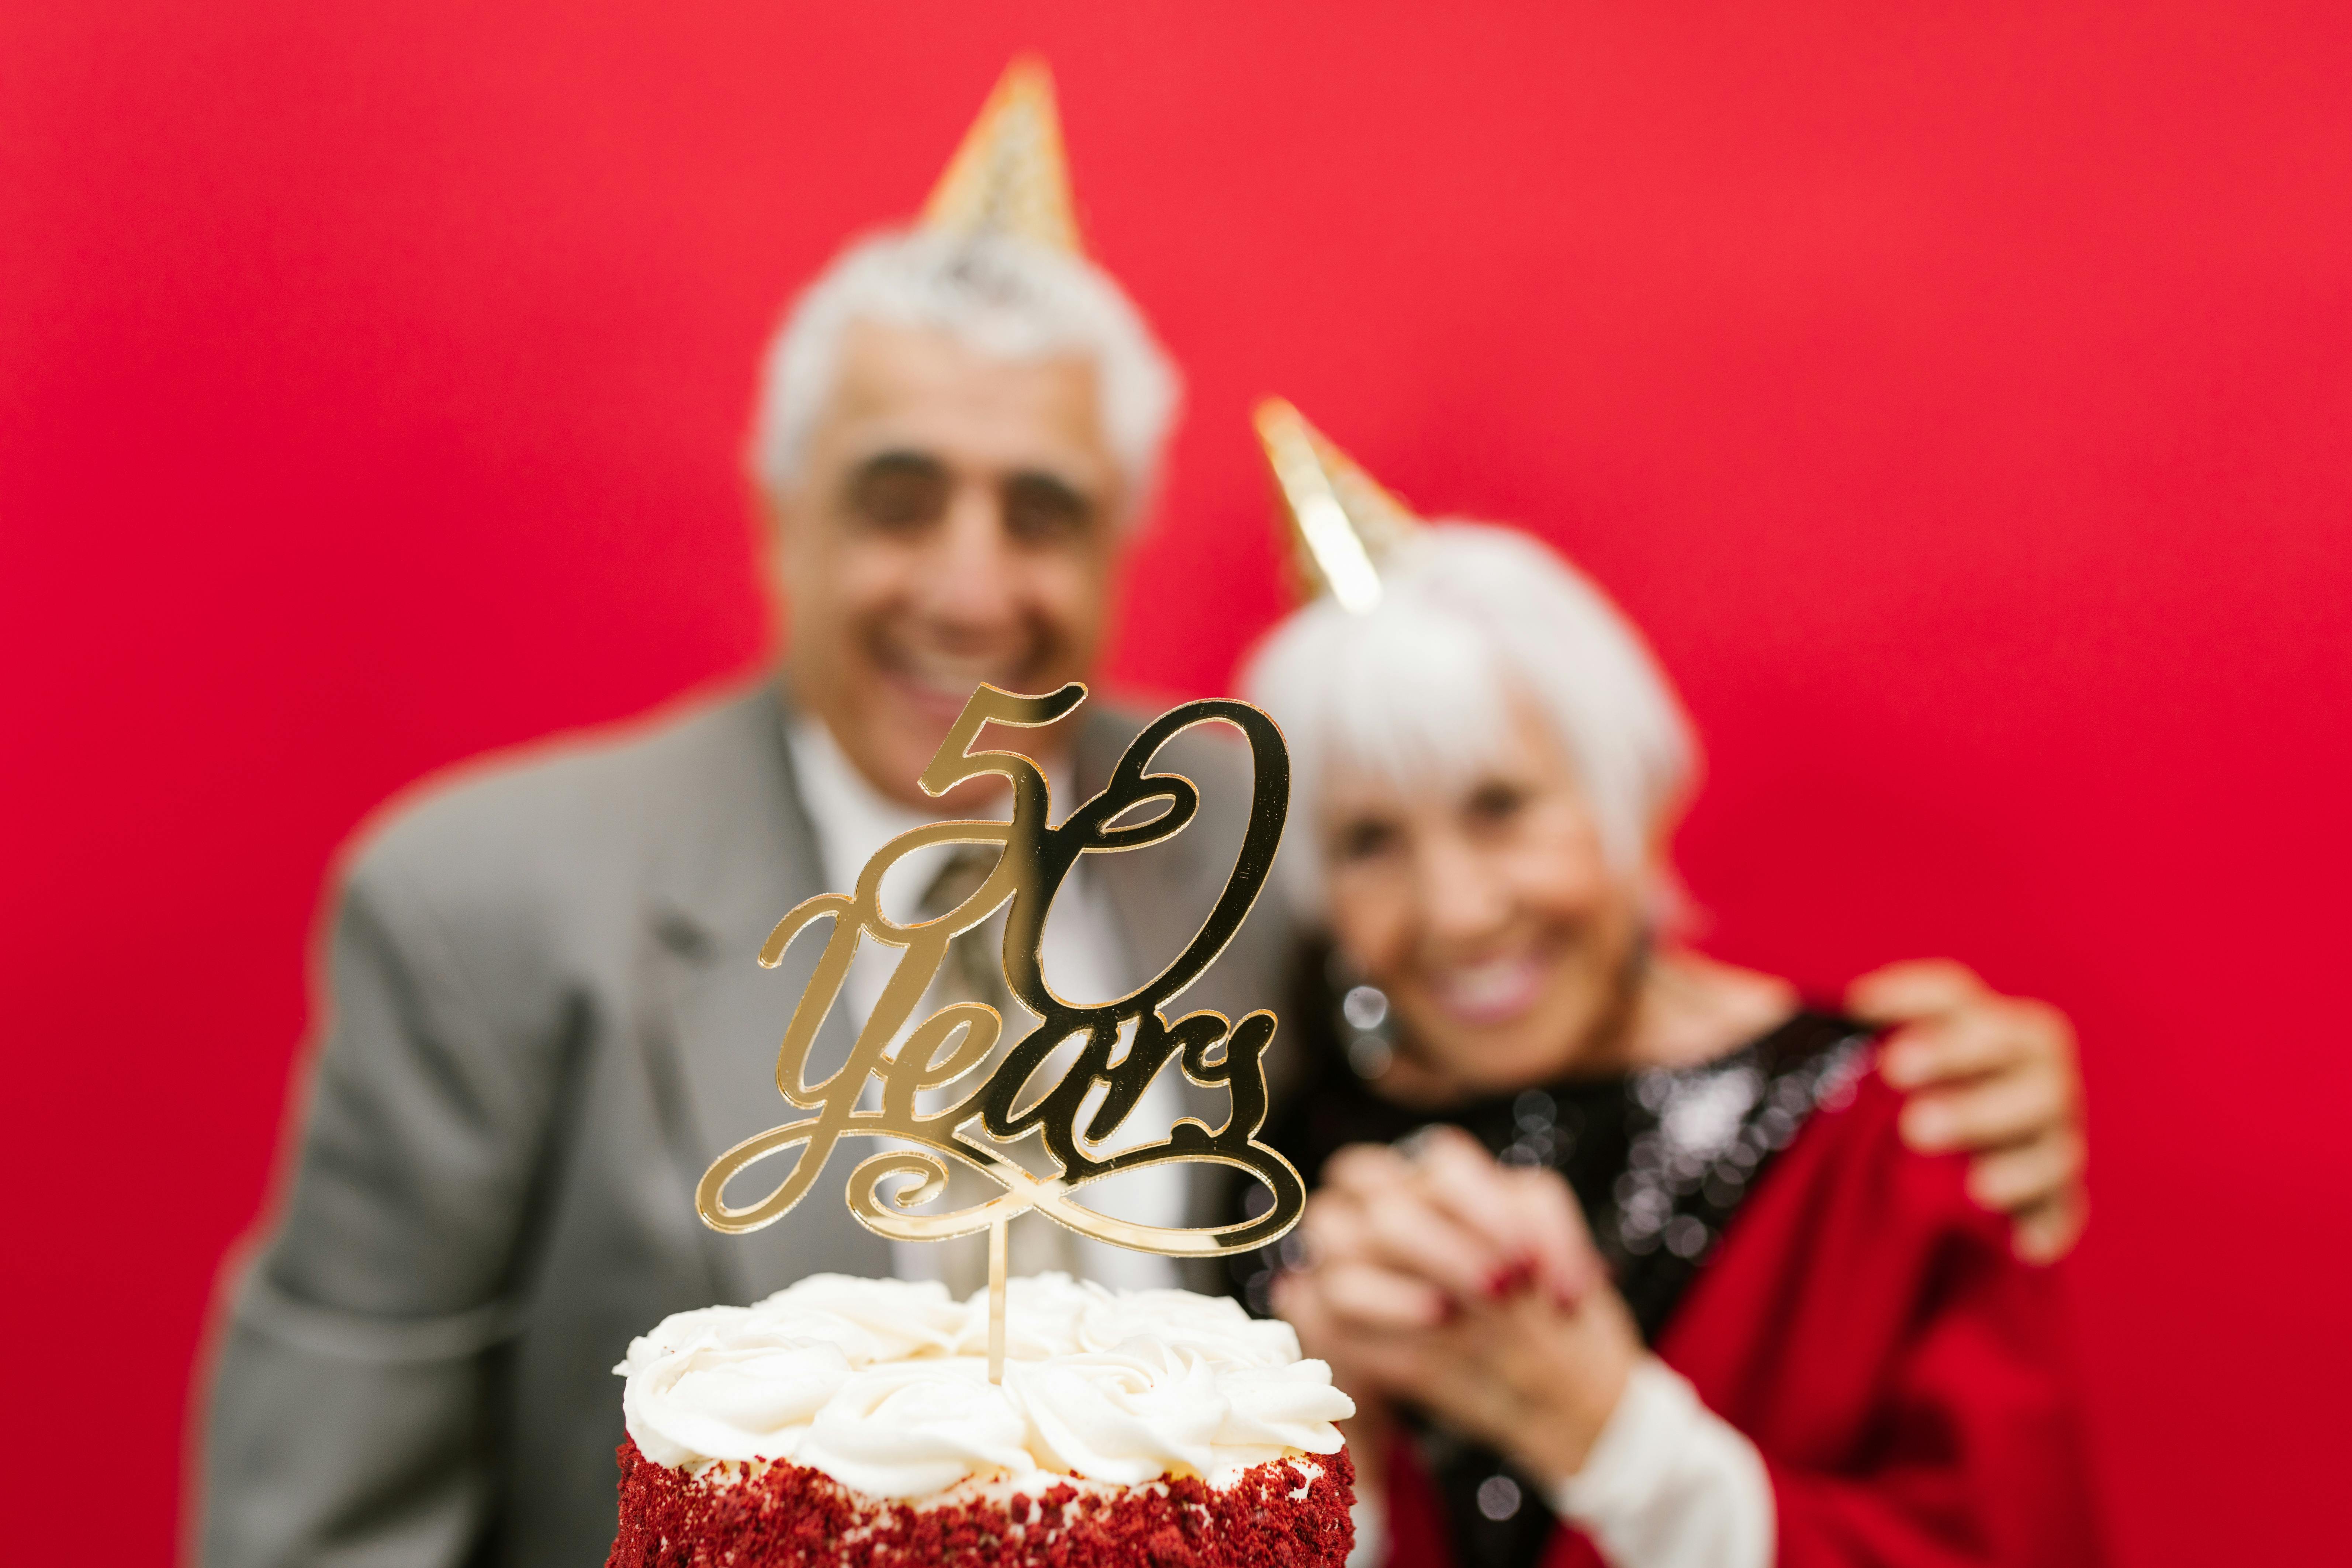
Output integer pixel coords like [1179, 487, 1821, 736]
[1236, 410, 2103, 1568]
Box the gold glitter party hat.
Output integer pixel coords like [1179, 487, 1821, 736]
[1253, 398, 1423, 613]
[920, 56, 1083, 254]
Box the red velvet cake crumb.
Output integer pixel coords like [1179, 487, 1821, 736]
[607, 1441, 1356, 1568]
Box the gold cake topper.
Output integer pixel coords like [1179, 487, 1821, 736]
[697, 683, 1303, 1376]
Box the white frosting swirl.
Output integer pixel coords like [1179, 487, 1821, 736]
[616, 1274, 1353, 1497]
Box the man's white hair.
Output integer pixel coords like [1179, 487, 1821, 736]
[748, 228, 1182, 515]
[1240, 523, 1699, 917]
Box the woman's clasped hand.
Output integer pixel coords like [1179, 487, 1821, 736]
[1275, 1125, 1641, 1486]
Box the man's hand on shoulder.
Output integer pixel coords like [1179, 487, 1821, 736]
[1847, 959, 2088, 1264]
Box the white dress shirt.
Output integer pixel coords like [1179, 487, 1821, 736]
[785, 712, 1186, 1291]
[1541, 1357, 1772, 1568]
[1347, 1359, 1771, 1568]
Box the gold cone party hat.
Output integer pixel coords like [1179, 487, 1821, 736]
[919, 56, 1083, 255]
[1253, 398, 1422, 613]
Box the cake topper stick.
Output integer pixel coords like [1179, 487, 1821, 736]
[695, 682, 1307, 1382]
[988, 1219, 1010, 1382]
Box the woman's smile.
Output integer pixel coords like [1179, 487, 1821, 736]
[1421, 947, 1555, 1027]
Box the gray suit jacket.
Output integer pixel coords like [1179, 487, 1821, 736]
[200, 681, 1295, 1568]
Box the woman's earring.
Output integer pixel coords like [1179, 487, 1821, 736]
[1329, 952, 1395, 1080]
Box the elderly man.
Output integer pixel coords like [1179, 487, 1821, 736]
[198, 60, 2087, 1568]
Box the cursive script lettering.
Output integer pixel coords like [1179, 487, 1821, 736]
[694, 683, 1305, 1257]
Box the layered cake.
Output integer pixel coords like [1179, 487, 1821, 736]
[609, 1273, 1356, 1568]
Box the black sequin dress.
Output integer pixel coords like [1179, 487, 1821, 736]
[1237, 946, 1872, 1568]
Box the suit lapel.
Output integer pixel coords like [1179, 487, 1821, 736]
[635, 683, 888, 1304]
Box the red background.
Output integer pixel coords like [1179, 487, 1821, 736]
[5, 3, 2347, 1562]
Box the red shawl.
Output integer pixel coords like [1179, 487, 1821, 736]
[1386, 1063, 2106, 1568]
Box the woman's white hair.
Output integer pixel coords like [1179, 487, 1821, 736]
[1240, 523, 1699, 917]
[748, 228, 1182, 516]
